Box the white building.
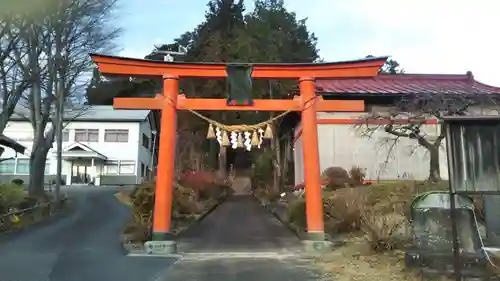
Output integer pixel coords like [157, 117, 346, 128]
[293, 72, 500, 185]
[0, 106, 158, 186]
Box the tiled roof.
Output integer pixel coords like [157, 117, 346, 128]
[316, 72, 500, 95]
[10, 105, 150, 122]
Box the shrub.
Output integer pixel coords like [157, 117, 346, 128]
[321, 166, 351, 190]
[123, 221, 151, 244]
[0, 184, 27, 212]
[252, 150, 274, 185]
[361, 210, 409, 252]
[199, 184, 232, 201]
[175, 196, 203, 215]
[286, 197, 307, 229]
[11, 179, 24, 185]
[324, 187, 368, 233]
[254, 185, 281, 204]
[349, 166, 366, 185]
[180, 171, 217, 200]
[124, 178, 231, 243]
[17, 197, 38, 209]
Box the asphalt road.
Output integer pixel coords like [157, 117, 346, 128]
[0, 188, 322, 281]
[0, 187, 175, 281]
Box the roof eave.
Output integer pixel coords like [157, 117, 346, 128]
[0, 135, 26, 154]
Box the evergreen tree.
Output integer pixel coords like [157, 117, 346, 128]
[92, 0, 321, 174]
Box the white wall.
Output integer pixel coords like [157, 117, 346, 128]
[2, 120, 142, 178]
[137, 118, 153, 179]
[293, 111, 449, 185]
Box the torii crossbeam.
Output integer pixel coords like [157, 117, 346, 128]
[90, 53, 387, 248]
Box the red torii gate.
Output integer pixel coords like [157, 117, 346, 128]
[90, 54, 387, 244]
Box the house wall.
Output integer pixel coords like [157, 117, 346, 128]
[1, 120, 145, 186]
[293, 110, 450, 185]
[137, 118, 155, 181]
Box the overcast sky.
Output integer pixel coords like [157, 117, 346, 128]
[116, 0, 500, 86]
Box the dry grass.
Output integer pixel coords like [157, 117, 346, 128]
[120, 178, 232, 245]
[310, 180, 456, 280]
[115, 190, 133, 207]
[314, 235, 420, 281]
[324, 188, 368, 233]
[361, 211, 409, 252]
[314, 235, 453, 281]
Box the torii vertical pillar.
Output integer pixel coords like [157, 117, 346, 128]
[299, 77, 325, 240]
[151, 76, 178, 241]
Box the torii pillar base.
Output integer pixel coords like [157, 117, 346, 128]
[143, 240, 178, 255]
[302, 240, 333, 255]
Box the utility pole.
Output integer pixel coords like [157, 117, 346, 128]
[54, 5, 65, 203]
[55, 74, 64, 202]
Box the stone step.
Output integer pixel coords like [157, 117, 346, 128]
[230, 176, 252, 195]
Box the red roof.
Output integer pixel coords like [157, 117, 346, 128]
[316, 72, 500, 95]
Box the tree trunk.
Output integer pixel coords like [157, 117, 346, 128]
[217, 146, 227, 179]
[428, 145, 441, 182]
[281, 134, 291, 187]
[28, 145, 50, 200]
[271, 137, 281, 193]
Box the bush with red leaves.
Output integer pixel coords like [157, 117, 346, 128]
[179, 171, 225, 200]
[180, 171, 215, 189]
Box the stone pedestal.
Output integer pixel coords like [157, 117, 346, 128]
[302, 240, 333, 254]
[144, 240, 177, 255]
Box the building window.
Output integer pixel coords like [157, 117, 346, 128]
[142, 134, 149, 149]
[44, 162, 50, 175]
[62, 130, 70, 142]
[16, 159, 30, 174]
[103, 161, 119, 174]
[75, 129, 99, 142]
[119, 161, 135, 174]
[0, 159, 15, 174]
[141, 162, 145, 177]
[150, 133, 156, 153]
[15, 159, 50, 174]
[104, 129, 129, 142]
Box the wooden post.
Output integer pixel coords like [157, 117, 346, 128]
[299, 77, 325, 240]
[152, 75, 179, 241]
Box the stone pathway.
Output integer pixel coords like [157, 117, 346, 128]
[167, 194, 323, 281]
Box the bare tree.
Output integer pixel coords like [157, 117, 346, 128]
[356, 91, 499, 182]
[0, 16, 30, 149]
[11, 0, 120, 198]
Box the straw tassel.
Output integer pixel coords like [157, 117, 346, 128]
[221, 131, 230, 146]
[206, 124, 216, 139]
[263, 124, 273, 139]
[251, 131, 260, 146]
[237, 132, 244, 148]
